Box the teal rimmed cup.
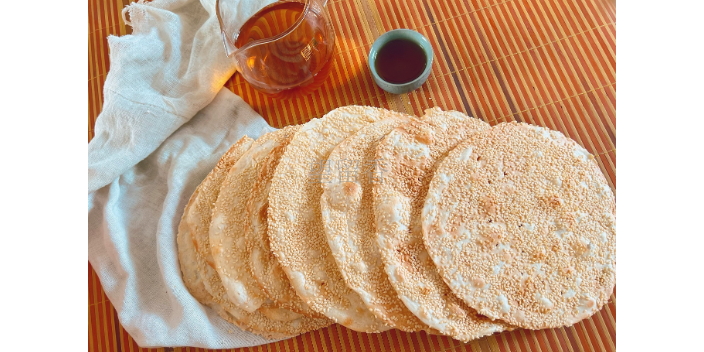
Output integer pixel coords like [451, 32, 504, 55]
[368, 29, 434, 94]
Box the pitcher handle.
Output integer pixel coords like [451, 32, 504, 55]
[221, 30, 238, 57]
[311, 0, 329, 10]
[215, 0, 239, 57]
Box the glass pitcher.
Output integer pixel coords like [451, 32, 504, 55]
[216, 0, 336, 99]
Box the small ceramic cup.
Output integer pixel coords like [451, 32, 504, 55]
[368, 29, 434, 94]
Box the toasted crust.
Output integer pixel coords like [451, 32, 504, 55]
[268, 106, 411, 332]
[373, 108, 511, 342]
[245, 126, 323, 317]
[177, 184, 216, 306]
[320, 116, 432, 332]
[210, 128, 298, 314]
[189, 137, 254, 309]
[177, 152, 291, 339]
[210, 303, 291, 340]
[422, 122, 616, 329]
[187, 135, 331, 337]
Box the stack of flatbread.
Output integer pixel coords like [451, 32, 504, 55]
[177, 106, 616, 341]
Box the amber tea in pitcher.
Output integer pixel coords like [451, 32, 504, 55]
[217, 0, 336, 99]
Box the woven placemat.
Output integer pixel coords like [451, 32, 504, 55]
[88, 0, 616, 350]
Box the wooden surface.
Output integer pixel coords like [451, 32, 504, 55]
[88, 0, 616, 350]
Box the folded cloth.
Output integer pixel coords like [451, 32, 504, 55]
[88, 0, 275, 193]
[89, 89, 277, 348]
[87, 0, 285, 348]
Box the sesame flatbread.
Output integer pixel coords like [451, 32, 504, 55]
[188, 136, 254, 309]
[177, 161, 292, 340]
[320, 116, 433, 332]
[184, 136, 254, 306]
[177, 187, 216, 306]
[268, 106, 410, 332]
[246, 127, 323, 318]
[187, 136, 331, 337]
[210, 304, 291, 340]
[422, 122, 616, 330]
[210, 127, 299, 314]
[373, 108, 510, 341]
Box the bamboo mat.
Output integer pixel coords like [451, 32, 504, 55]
[88, 0, 616, 351]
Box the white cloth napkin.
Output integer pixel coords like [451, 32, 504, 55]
[87, 0, 285, 348]
[88, 0, 275, 193]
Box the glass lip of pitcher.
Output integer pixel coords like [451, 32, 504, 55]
[216, 0, 328, 58]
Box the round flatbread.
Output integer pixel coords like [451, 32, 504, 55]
[210, 127, 301, 314]
[188, 135, 331, 337]
[210, 304, 291, 340]
[422, 122, 616, 330]
[320, 116, 433, 332]
[188, 137, 254, 309]
[177, 160, 291, 340]
[177, 187, 216, 306]
[373, 108, 510, 342]
[246, 127, 322, 317]
[268, 106, 410, 332]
